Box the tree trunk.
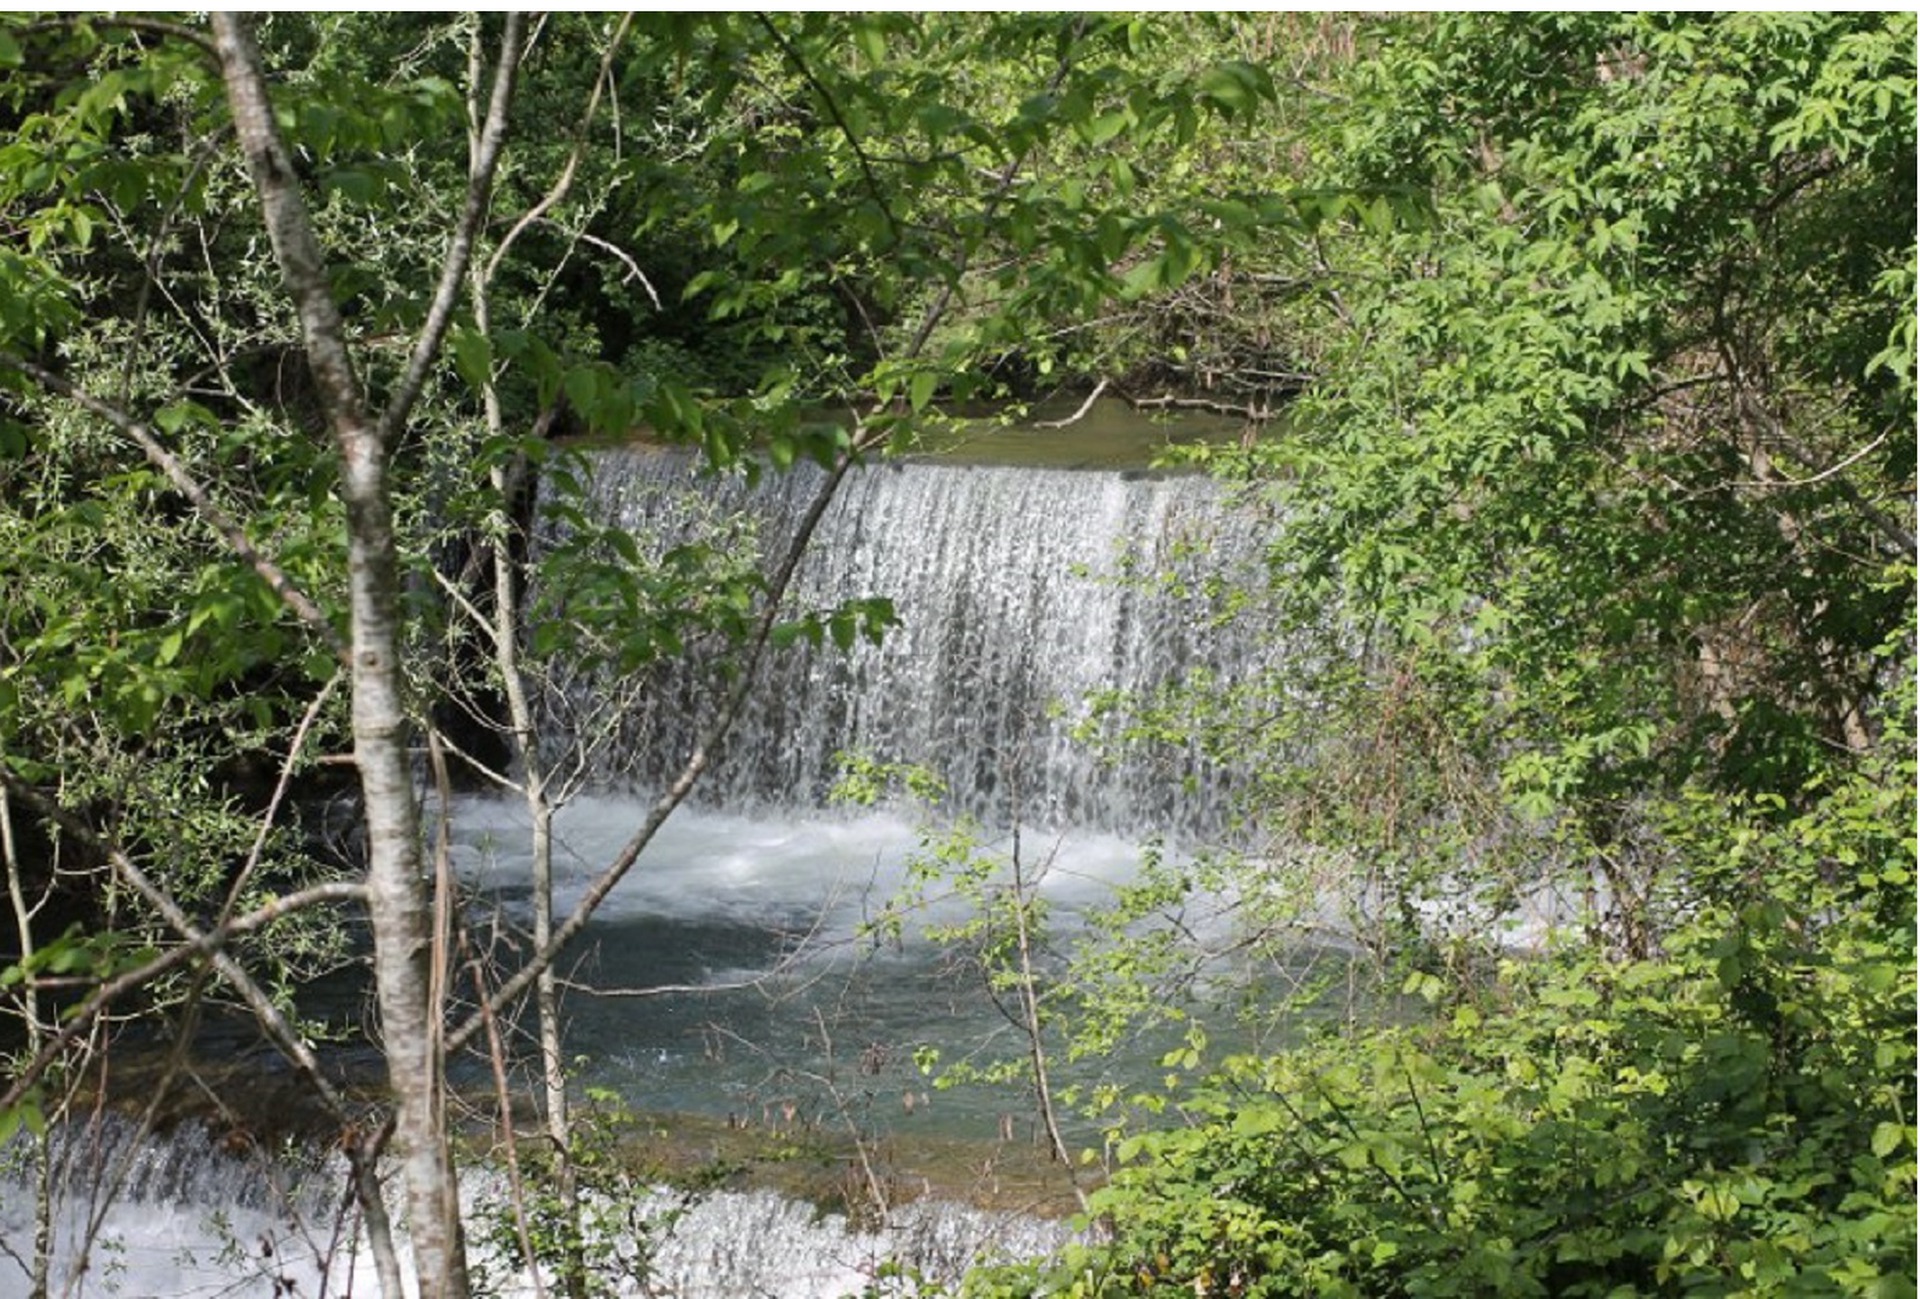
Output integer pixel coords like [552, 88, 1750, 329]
[212, 15, 485, 1295]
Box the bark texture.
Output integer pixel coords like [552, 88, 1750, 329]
[211, 14, 521, 1296]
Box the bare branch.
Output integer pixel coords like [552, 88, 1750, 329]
[0, 763, 406, 1296]
[1033, 378, 1111, 429]
[1722, 353, 1915, 555]
[431, 568, 504, 651]
[556, 977, 761, 998]
[213, 15, 371, 453]
[0, 792, 366, 1117]
[1122, 388, 1280, 423]
[464, 950, 546, 1299]
[1748, 406, 1914, 554]
[382, 14, 526, 442]
[16, 14, 217, 59]
[564, 225, 663, 311]
[1734, 432, 1891, 491]
[485, 15, 634, 285]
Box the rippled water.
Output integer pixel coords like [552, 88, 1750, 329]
[441, 794, 1154, 1142]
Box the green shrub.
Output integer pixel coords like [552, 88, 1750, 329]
[966, 727, 1916, 1298]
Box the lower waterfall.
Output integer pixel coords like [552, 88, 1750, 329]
[0, 1114, 1071, 1299]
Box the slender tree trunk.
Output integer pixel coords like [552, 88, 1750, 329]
[1005, 828, 1088, 1214]
[329, 362, 468, 1297]
[212, 15, 523, 1295]
[455, 17, 631, 1285]
[474, 282, 584, 1295]
[485, 407, 582, 1294]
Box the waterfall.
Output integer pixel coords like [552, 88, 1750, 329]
[547, 447, 1262, 840]
[0, 443, 1281, 1296]
[0, 1116, 1072, 1299]
[0, 1114, 354, 1298]
[0, 446, 1273, 1298]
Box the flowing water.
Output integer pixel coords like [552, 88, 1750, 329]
[0, 1113, 1072, 1298]
[477, 431, 1272, 1137]
[2, 412, 1279, 1296]
[554, 441, 1267, 839]
[440, 796, 1210, 1142]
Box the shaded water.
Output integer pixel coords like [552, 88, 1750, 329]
[443, 797, 1165, 1144]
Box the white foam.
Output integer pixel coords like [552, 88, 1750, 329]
[0, 1119, 1070, 1299]
[440, 796, 1146, 941]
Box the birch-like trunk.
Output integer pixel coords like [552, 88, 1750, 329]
[474, 279, 583, 1294]
[212, 15, 520, 1296]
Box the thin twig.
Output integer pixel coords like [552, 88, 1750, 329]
[484, 15, 635, 286]
[753, 14, 904, 251]
[0, 351, 343, 657]
[1733, 431, 1890, 491]
[563, 225, 662, 311]
[222, 671, 344, 922]
[469, 953, 548, 1299]
[16, 13, 216, 59]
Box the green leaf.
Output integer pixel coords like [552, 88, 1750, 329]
[853, 20, 887, 66]
[0, 1099, 41, 1148]
[449, 327, 493, 391]
[564, 365, 604, 427]
[1194, 61, 1269, 118]
[154, 400, 215, 435]
[908, 370, 937, 415]
[321, 168, 379, 205]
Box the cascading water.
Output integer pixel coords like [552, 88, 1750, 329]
[0, 1114, 1072, 1298]
[1, 434, 1268, 1298]
[550, 446, 1265, 840]
[0, 1113, 355, 1299]
[437, 441, 1270, 1141]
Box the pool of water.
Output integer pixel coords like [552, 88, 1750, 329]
[438, 795, 1155, 1145]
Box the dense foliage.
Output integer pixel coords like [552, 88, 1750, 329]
[971, 13, 1915, 1298]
